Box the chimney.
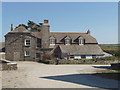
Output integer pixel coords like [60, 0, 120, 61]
[11, 24, 14, 31]
[44, 20, 48, 23]
[87, 29, 90, 34]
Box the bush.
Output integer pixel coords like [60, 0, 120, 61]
[95, 56, 118, 61]
[40, 53, 57, 64]
[42, 53, 56, 60]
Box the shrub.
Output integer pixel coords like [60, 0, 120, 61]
[40, 53, 57, 64]
[42, 53, 56, 60]
[95, 56, 117, 61]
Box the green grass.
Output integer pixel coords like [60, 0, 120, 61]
[97, 69, 120, 73]
[94, 69, 120, 81]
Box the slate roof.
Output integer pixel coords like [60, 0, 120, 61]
[12, 25, 30, 32]
[50, 32, 97, 44]
[58, 45, 104, 55]
[31, 32, 42, 38]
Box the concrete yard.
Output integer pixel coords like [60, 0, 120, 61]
[2, 61, 119, 89]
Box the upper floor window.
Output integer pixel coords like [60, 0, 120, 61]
[37, 38, 41, 47]
[25, 39, 31, 46]
[65, 39, 71, 45]
[50, 39, 56, 45]
[79, 39, 84, 45]
[64, 36, 71, 45]
[24, 51, 30, 56]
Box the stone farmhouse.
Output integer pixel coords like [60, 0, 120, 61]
[5, 20, 104, 61]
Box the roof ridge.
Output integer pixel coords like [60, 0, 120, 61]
[50, 32, 87, 34]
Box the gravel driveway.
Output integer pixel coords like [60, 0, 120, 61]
[2, 61, 119, 89]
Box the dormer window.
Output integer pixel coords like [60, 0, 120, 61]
[65, 39, 71, 45]
[78, 36, 85, 45]
[25, 39, 31, 46]
[50, 39, 56, 45]
[79, 39, 84, 45]
[64, 36, 71, 45]
[49, 36, 56, 46]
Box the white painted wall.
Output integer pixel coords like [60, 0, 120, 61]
[86, 56, 92, 59]
[74, 55, 92, 59]
[74, 56, 81, 59]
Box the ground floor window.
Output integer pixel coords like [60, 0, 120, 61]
[92, 55, 96, 59]
[24, 51, 30, 56]
[70, 55, 74, 58]
[81, 55, 86, 59]
[36, 53, 41, 59]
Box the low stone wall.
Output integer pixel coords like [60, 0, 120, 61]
[1, 63, 17, 70]
[58, 59, 118, 64]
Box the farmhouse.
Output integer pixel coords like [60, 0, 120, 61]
[5, 20, 104, 61]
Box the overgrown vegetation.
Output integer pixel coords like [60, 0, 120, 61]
[95, 56, 118, 61]
[99, 44, 120, 57]
[39, 53, 57, 64]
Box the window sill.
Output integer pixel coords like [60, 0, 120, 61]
[50, 44, 55, 46]
[24, 45, 30, 47]
[24, 55, 30, 57]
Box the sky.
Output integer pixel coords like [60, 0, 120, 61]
[1, 2, 118, 44]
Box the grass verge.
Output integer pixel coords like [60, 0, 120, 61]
[94, 69, 120, 81]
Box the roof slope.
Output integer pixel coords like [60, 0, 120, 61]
[12, 25, 30, 32]
[58, 45, 104, 55]
[50, 32, 97, 44]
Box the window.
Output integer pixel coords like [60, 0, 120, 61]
[36, 53, 40, 59]
[24, 51, 30, 56]
[79, 39, 84, 45]
[81, 55, 86, 59]
[37, 38, 41, 47]
[50, 39, 55, 45]
[65, 39, 71, 45]
[25, 39, 31, 46]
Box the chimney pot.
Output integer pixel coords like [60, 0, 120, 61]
[44, 20, 48, 23]
[87, 29, 90, 34]
[11, 24, 14, 31]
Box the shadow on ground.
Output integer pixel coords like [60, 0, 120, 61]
[92, 66, 111, 69]
[40, 73, 119, 89]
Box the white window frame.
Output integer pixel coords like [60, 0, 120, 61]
[50, 39, 55, 45]
[24, 51, 30, 56]
[79, 39, 84, 45]
[25, 39, 31, 46]
[65, 39, 71, 45]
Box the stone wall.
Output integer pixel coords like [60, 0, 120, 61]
[58, 59, 118, 64]
[5, 33, 37, 61]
